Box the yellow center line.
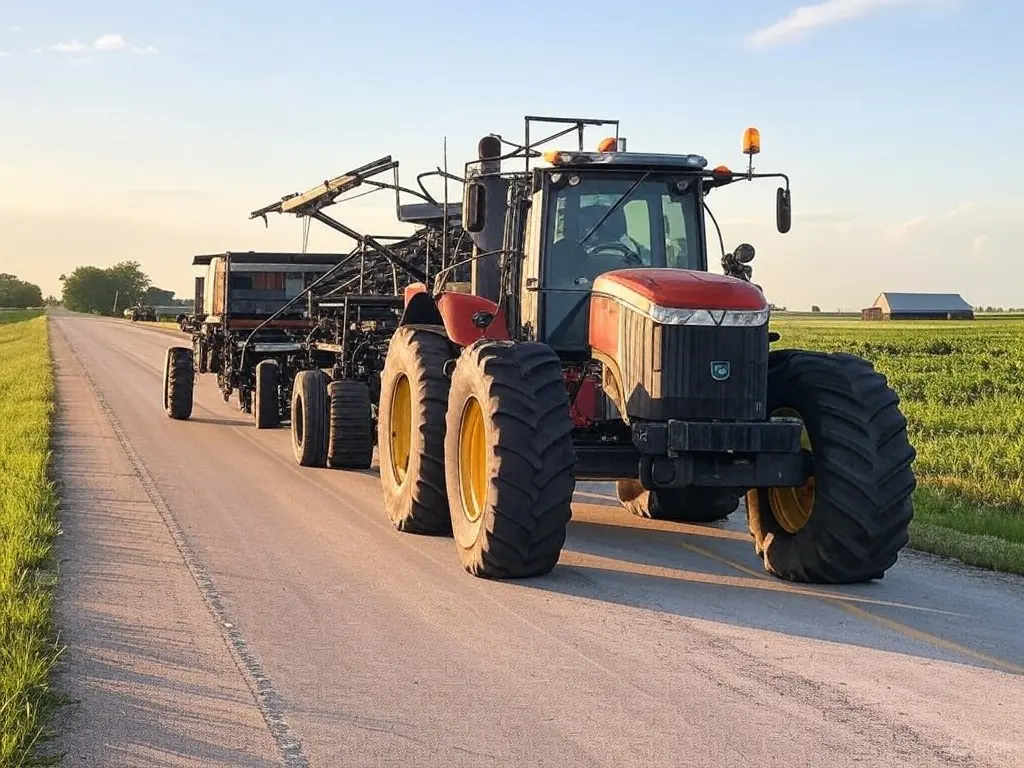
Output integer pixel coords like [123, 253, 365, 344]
[563, 549, 959, 614]
[673, 538, 1024, 675]
[569, 493, 1022, 673]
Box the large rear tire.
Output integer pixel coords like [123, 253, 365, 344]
[616, 480, 740, 523]
[162, 346, 194, 420]
[291, 370, 329, 467]
[377, 327, 453, 534]
[254, 360, 280, 429]
[746, 350, 916, 584]
[445, 340, 576, 579]
[327, 379, 373, 469]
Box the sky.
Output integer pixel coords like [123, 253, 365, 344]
[1, 0, 1022, 311]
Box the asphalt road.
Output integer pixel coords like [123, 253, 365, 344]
[48, 312, 1024, 768]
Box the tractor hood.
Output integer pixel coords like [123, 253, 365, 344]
[592, 268, 768, 316]
[588, 267, 771, 424]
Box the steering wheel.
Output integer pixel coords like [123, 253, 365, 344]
[585, 240, 643, 266]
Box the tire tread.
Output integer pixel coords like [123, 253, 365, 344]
[748, 350, 916, 583]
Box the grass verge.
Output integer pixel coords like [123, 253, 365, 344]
[909, 488, 1024, 575]
[0, 310, 63, 767]
[120, 320, 186, 336]
[143, 321, 187, 333]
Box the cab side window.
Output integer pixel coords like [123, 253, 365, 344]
[623, 199, 652, 261]
[662, 192, 692, 269]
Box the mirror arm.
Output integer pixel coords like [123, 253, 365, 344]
[741, 171, 789, 189]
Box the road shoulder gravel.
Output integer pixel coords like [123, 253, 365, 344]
[48, 318, 293, 767]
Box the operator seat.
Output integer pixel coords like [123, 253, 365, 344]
[549, 203, 635, 287]
[545, 203, 638, 351]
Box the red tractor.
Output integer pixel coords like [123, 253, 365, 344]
[375, 116, 915, 584]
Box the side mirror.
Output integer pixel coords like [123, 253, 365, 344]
[735, 243, 755, 263]
[776, 187, 792, 234]
[463, 181, 487, 234]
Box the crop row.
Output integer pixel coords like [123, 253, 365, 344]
[771, 317, 1024, 514]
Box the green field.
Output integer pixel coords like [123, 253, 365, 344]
[0, 310, 62, 766]
[771, 314, 1024, 574]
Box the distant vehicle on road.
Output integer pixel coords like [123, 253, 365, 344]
[123, 304, 157, 322]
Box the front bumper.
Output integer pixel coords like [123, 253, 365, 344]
[631, 417, 810, 490]
[631, 417, 803, 456]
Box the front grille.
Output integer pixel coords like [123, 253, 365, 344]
[617, 309, 768, 421]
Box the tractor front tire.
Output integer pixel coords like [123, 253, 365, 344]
[377, 327, 453, 534]
[445, 340, 576, 579]
[254, 360, 280, 429]
[162, 346, 194, 420]
[616, 480, 741, 523]
[746, 350, 916, 584]
[291, 370, 329, 467]
[327, 379, 373, 469]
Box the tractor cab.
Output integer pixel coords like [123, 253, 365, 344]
[461, 119, 790, 357]
[527, 154, 709, 351]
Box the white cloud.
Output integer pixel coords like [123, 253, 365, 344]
[883, 214, 929, 243]
[93, 33, 127, 51]
[49, 33, 158, 55]
[969, 234, 988, 256]
[746, 0, 915, 48]
[948, 201, 973, 217]
[50, 39, 89, 53]
[0, 51, 11, 58]
[11, 26, 21, 33]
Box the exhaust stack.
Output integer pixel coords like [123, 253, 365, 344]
[468, 135, 508, 302]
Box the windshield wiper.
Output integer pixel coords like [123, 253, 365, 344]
[576, 172, 650, 247]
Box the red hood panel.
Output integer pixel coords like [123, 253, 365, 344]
[596, 268, 767, 311]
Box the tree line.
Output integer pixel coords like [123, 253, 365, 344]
[58, 262, 181, 315]
[2, 263, 183, 314]
[0, 273, 44, 308]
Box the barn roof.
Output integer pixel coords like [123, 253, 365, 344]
[873, 292, 973, 312]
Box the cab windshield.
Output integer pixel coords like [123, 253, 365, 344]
[541, 171, 703, 349]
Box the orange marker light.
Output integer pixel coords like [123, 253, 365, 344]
[596, 137, 617, 152]
[713, 165, 732, 174]
[743, 127, 761, 155]
[543, 150, 564, 164]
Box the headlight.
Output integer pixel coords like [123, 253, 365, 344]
[720, 309, 770, 326]
[648, 306, 698, 325]
[647, 305, 769, 327]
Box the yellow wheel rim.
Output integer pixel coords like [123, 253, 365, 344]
[389, 374, 412, 485]
[767, 407, 815, 534]
[458, 397, 488, 524]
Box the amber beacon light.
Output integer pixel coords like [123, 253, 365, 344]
[742, 127, 761, 155]
[742, 127, 761, 174]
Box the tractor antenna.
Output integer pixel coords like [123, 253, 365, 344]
[442, 135, 449, 281]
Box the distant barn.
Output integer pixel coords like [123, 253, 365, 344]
[861, 292, 974, 320]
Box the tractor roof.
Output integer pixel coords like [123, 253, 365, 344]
[539, 150, 709, 172]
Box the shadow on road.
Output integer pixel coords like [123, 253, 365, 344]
[510, 499, 1018, 675]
